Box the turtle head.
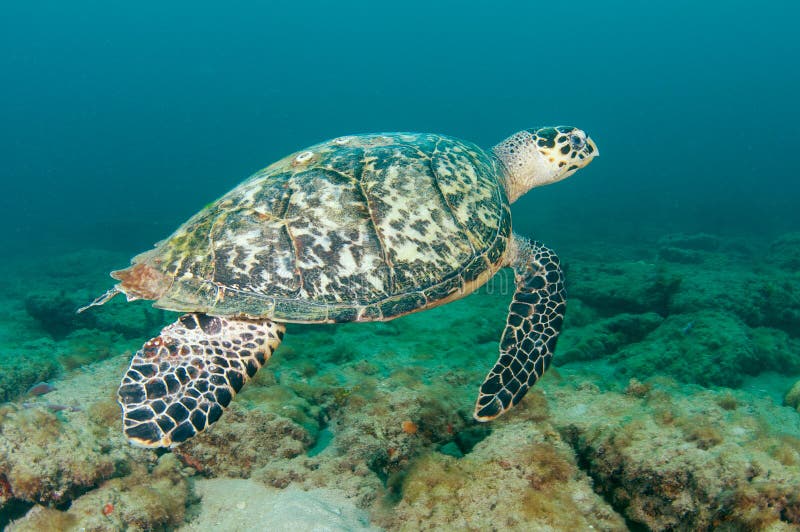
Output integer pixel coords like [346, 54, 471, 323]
[493, 126, 598, 203]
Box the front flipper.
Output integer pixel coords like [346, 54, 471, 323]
[474, 236, 566, 421]
[118, 313, 285, 448]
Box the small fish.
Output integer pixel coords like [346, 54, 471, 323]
[681, 321, 694, 335]
[26, 382, 56, 396]
[21, 402, 80, 412]
[44, 404, 81, 413]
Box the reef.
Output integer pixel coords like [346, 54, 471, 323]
[1, 232, 799, 530]
[7, 454, 189, 531]
[611, 310, 800, 387]
[0, 357, 153, 526]
[767, 232, 800, 270]
[785, 380, 800, 412]
[560, 233, 800, 387]
[551, 380, 800, 529]
[378, 412, 625, 530]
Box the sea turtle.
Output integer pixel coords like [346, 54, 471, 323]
[83, 127, 598, 448]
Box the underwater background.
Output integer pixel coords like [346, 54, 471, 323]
[1, 1, 799, 530]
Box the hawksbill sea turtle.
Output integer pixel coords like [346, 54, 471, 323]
[82, 127, 598, 448]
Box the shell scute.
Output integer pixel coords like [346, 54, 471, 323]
[213, 210, 300, 298]
[422, 275, 464, 302]
[379, 292, 428, 318]
[431, 138, 505, 249]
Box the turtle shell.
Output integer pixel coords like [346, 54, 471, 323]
[114, 133, 512, 322]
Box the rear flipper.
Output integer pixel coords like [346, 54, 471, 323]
[474, 236, 566, 421]
[118, 313, 285, 448]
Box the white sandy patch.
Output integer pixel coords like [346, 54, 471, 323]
[181, 479, 380, 532]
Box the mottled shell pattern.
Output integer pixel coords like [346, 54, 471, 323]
[116, 133, 512, 323]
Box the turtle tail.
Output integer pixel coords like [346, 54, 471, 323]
[79, 261, 172, 313]
[77, 286, 123, 313]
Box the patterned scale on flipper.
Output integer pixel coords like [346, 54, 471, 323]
[118, 313, 285, 447]
[474, 236, 566, 420]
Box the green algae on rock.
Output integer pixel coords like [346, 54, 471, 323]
[767, 232, 800, 270]
[379, 419, 625, 530]
[174, 403, 312, 478]
[0, 405, 120, 508]
[557, 312, 663, 365]
[0, 357, 150, 527]
[568, 260, 682, 316]
[550, 380, 800, 530]
[657, 233, 721, 252]
[612, 310, 799, 387]
[0, 344, 59, 403]
[785, 381, 800, 412]
[7, 454, 189, 531]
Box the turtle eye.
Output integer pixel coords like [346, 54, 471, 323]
[569, 133, 585, 150]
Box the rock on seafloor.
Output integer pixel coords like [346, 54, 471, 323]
[380, 416, 626, 531]
[786, 380, 800, 412]
[7, 454, 189, 531]
[551, 379, 800, 530]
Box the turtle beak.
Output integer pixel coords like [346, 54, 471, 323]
[573, 136, 599, 171]
[586, 137, 599, 157]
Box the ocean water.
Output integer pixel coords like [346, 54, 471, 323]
[1, 1, 799, 530]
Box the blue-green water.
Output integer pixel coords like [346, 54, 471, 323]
[2, 1, 799, 254]
[1, 2, 799, 530]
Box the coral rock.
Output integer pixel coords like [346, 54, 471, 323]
[785, 381, 800, 411]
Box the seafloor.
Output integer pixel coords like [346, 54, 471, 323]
[1, 232, 799, 531]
